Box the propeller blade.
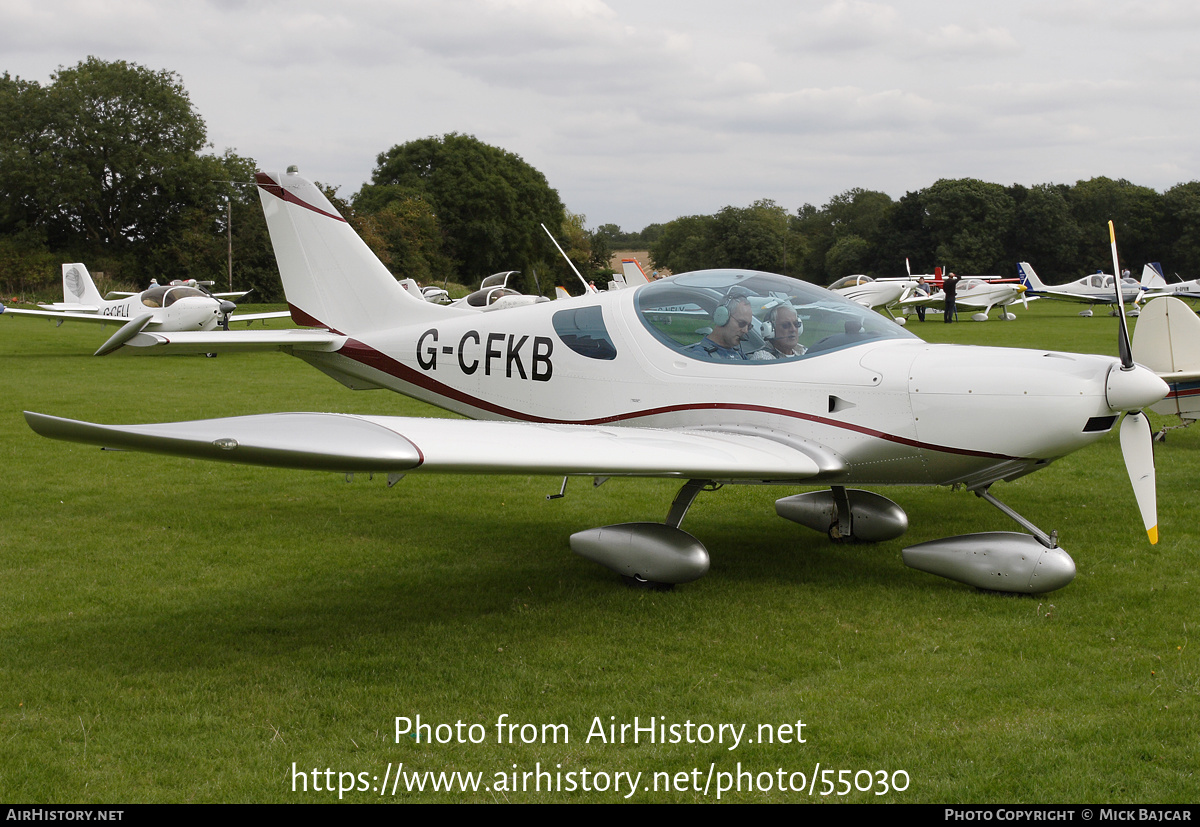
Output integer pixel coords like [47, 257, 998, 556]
[1119, 410, 1158, 544]
[1109, 221, 1134, 369]
[219, 299, 237, 331]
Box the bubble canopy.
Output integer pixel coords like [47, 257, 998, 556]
[634, 269, 917, 362]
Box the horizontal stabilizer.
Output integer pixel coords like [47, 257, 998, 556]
[116, 329, 345, 355]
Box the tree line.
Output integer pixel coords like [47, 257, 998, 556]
[646, 178, 1200, 285]
[4, 57, 1199, 303]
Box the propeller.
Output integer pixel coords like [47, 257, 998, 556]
[219, 299, 237, 330]
[1107, 220, 1159, 544]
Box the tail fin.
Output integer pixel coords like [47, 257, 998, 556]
[1141, 262, 1166, 288]
[1133, 297, 1200, 376]
[62, 263, 104, 305]
[621, 258, 651, 287]
[255, 170, 450, 334]
[1016, 262, 1046, 291]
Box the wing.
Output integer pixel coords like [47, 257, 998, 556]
[227, 310, 295, 325]
[24, 412, 834, 480]
[2, 306, 119, 324]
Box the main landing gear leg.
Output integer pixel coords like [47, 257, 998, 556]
[973, 485, 1057, 549]
[901, 484, 1076, 593]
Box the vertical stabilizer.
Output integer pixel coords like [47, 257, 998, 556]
[1141, 262, 1166, 288]
[1133, 297, 1200, 376]
[61, 263, 103, 306]
[621, 258, 651, 287]
[255, 170, 451, 334]
[1016, 262, 1046, 291]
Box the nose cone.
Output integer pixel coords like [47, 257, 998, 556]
[1106, 363, 1169, 412]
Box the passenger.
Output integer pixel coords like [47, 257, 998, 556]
[684, 296, 753, 360]
[751, 303, 805, 360]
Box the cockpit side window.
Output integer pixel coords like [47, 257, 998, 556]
[552, 305, 617, 360]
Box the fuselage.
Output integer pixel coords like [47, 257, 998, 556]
[49, 285, 224, 331]
[290, 270, 1148, 489]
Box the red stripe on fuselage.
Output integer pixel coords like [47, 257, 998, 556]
[325, 328, 1023, 463]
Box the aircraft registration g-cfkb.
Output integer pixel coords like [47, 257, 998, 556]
[0, 263, 289, 355]
[25, 170, 1169, 595]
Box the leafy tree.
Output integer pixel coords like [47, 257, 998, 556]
[0, 58, 269, 291]
[921, 178, 1015, 274]
[1068, 177, 1164, 273]
[356, 133, 565, 285]
[649, 214, 715, 273]
[1160, 182, 1200, 278]
[1004, 183, 1080, 280]
[824, 233, 872, 279]
[708, 200, 789, 273]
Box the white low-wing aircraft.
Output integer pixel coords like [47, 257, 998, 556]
[1017, 262, 1144, 316]
[902, 278, 1031, 321]
[1137, 263, 1200, 302]
[1, 263, 290, 354]
[24, 171, 1169, 594]
[828, 275, 918, 324]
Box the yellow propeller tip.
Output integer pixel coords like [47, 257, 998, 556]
[1148, 526, 1158, 545]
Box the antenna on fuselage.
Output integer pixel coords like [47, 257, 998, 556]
[541, 223, 595, 294]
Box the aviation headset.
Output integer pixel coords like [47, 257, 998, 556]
[759, 299, 802, 340]
[713, 290, 753, 327]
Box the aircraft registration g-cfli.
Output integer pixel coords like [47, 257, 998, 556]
[0, 263, 290, 355]
[24, 170, 1169, 595]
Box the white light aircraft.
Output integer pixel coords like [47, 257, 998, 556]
[903, 278, 1031, 321]
[1017, 262, 1143, 316]
[24, 171, 1169, 594]
[1131, 296, 1200, 438]
[828, 274, 918, 324]
[0, 263, 289, 355]
[446, 271, 549, 312]
[1137, 263, 1200, 302]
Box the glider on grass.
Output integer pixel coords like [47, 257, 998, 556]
[0, 263, 290, 355]
[25, 171, 1168, 594]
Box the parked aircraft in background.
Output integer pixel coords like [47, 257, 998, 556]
[1138, 263, 1200, 302]
[903, 278, 1031, 321]
[1017, 262, 1144, 315]
[0, 263, 289, 355]
[448, 271, 549, 312]
[25, 170, 1168, 595]
[1131, 296, 1200, 439]
[828, 274, 918, 324]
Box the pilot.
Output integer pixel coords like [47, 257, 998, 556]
[751, 302, 805, 360]
[684, 295, 753, 360]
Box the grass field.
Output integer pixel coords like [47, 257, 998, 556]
[0, 299, 1195, 803]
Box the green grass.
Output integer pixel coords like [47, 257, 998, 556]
[0, 300, 1195, 802]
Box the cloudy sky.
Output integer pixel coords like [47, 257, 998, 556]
[3, 0, 1198, 230]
